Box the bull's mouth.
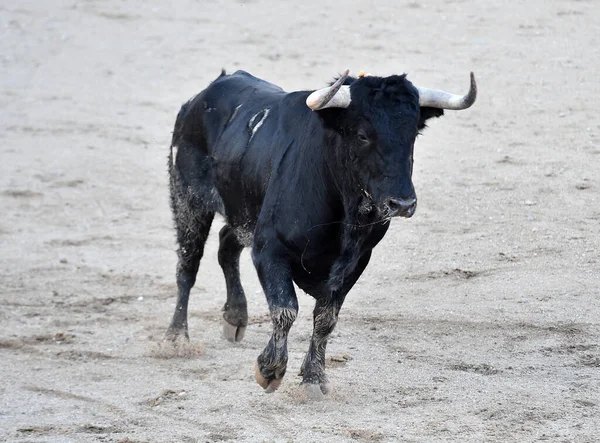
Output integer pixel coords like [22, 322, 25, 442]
[358, 196, 417, 220]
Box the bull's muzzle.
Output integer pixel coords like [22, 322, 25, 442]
[386, 197, 417, 218]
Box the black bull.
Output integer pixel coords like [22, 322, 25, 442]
[165, 69, 477, 396]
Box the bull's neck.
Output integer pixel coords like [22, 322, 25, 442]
[325, 143, 374, 224]
[323, 142, 383, 294]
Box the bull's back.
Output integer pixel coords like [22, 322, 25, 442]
[179, 71, 313, 238]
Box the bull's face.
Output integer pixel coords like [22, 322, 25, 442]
[307, 71, 476, 219]
[348, 116, 418, 218]
[343, 75, 436, 219]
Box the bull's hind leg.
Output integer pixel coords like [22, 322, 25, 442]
[218, 225, 248, 342]
[165, 136, 217, 341]
[166, 211, 214, 340]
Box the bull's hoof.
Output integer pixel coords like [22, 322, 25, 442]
[298, 370, 330, 400]
[302, 383, 326, 401]
[222, 319, 246, 343]
[254, 361, 283, 393]
[164, 327, 189, 342]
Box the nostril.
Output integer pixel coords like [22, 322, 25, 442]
[387, 198, 398, 211]
[387, 197, 417, 217]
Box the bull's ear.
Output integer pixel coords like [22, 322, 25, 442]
[315, 108, 345, 132]
[418, 107, 444, 131]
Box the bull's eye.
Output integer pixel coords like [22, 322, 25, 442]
[357, 130, 370, 145]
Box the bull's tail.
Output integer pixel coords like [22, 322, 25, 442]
[169, 97, 193, 164]
[168, 99, 223, 221]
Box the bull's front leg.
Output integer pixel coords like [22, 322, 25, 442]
[300, 251, 372, 399]
[299, 296, 342, 398]
[252, 247, 298, 393]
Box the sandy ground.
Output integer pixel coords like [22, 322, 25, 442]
[1, 0, 599, 441]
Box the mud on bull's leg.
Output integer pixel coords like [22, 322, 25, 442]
[299, 252, 372, 398]
[166, 230, 210, 340]
[255, 306, 297, 393]
[252, 245, 299, 392]
[166, 204, 214, 340]
[300, 298, 341, 396]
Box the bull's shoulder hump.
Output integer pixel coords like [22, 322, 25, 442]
[212, 71, 287, 98]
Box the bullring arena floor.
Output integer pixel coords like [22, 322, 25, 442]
[1, 0, 599, 441]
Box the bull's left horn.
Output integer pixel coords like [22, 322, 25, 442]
[416, 72, 477, 110]
[306, 70, 352, 111]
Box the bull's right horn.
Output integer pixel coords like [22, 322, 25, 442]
[306, 69, 352, 111]
[416, 72, 477, 110]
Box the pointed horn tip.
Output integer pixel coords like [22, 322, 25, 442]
[470, 72, 477, 90]
[464, 71, 477, 107]
[336, 69, 350, 84]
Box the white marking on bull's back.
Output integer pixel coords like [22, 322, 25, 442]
[249, 108, 270, 141]
[231, 104, 242, 121]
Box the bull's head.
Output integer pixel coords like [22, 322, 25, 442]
[306, 70, 476, 219]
